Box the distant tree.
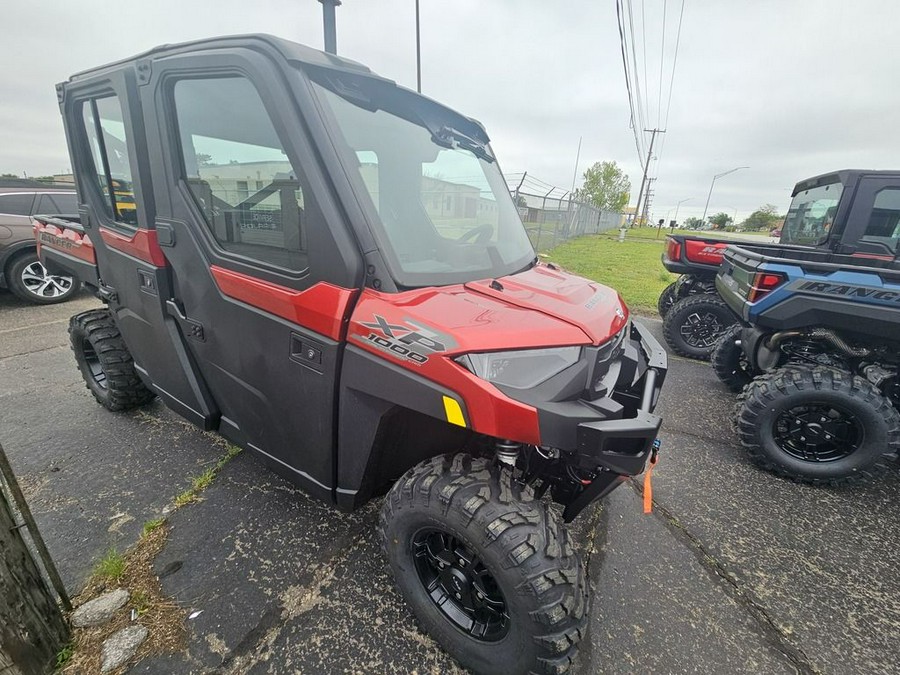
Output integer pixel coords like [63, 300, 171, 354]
[0, 173, 18, 178]
[196, 153, 214, 167]
[575, 161, 631, 212]
[709, 212, 731, 229]
[515, 194, 528, 208]
[683, 216, 704, 229]
[742, 203, 780, 231]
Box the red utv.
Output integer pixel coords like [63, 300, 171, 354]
[36, 35, 667, 673]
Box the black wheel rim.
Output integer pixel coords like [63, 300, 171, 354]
[773, 403, 863, 462]
[82, 340, 107, 390]
[412, 528, 509, 642]
[679, 310, 724, 348]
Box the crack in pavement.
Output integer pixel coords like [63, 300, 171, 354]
[628, 479, 820, 675]
[0, 343, 67, 362]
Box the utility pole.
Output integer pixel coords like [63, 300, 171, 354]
[641, 178, 656, 226]
[318, 0, 341, 55]
[632, 128, 664, 227]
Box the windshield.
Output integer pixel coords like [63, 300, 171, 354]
[781, 181, 844, 245]
[308, 73, 534, 287]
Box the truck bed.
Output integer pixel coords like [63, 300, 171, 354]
[33, 214, 100, 288]
[662, 234, 786, 275]
[716, 244, 900, 337]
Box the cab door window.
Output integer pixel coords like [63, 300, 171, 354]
[860, 187, 900, 254]
[172, 76, 308, 272]
[81, 95, 137, 226]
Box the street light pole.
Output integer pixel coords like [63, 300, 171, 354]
[673, 197, 691, 225]
[701, 166, 748, 227]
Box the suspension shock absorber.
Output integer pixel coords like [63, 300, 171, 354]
[495, 439, 521, 467]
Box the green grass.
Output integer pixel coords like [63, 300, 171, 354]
[171, 444, 242, 508]
[55, 643, 74, 670]
[94, 547, 126, 581]
[142, 517, 165, 537]
[544, 234, 675, 314]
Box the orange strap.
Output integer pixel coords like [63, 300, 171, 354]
[643, 453, 658, 514]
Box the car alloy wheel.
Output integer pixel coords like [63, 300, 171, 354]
[20, 260, 74, 300]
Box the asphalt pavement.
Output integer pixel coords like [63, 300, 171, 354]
[1, 289, 898, 674]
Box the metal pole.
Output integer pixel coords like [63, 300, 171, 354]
[700, 177, 716, 229]
[632, 128, 664, 228]
[415, 0, 422, 93]
[701, 166, 748, 227]
[569, 136, 582, 197]
[673, 197, 691, 225]
[319, 0, 341, 55]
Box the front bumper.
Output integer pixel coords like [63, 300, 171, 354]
[575, 321, 665, 474]
[497, 320, 667, 521]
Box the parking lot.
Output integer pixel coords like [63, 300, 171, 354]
[2, 290, 898, 674]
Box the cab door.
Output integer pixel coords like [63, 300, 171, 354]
[841, 176, 900, 259]
[61, 73, 217, 427]
[145, 51, 363, 501]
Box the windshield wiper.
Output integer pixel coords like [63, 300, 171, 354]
[512, 256, 539, 275]
[432, 126, 494, 163]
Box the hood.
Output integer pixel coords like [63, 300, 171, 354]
[349, 264, 628, 358]
[465, 264, 629, 345]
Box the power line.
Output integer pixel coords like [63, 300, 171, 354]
[625, 0, 647, 154]
[663, 0, 685, 131]
[654, 0, 685, 175]
[615, 0, 644, 163]
[641, 0, 650, 129]
[658, 0, 667, 129]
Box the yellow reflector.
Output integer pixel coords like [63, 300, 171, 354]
[442, 396, 466, 427]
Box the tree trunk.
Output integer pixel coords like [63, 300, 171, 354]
[0, 480, 69, 674]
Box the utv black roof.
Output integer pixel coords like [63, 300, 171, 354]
[793, 169, 900, 196]
[58, 33, 488, 143]
[64, 33, 372, 84]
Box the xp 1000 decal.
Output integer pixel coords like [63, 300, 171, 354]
[357, 315, 456, 365]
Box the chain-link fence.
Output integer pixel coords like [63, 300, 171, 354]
[507, 174, 626, 252]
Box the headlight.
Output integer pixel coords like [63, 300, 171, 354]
[455, 346, 581, 389]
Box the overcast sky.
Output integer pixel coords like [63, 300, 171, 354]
[1, 0, 897, 223]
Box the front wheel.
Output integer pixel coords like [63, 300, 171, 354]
[662, 293, 737, 360]
[711, 324, 754, 392]
[380, 454, 588, 675]
[736, 366, 900, 485]
[657, 282, 678, 318]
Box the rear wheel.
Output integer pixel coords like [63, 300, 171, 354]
[736, 365, 900, 485]
[380, 454, 588, 675]
[711, 324, 754, 392]
[662, 293, 737, 360]
[656, 282, 678, 318]
[7, 251, 79, 304]
[70, 309, 156, 411]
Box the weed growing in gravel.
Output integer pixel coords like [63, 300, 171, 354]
[94, 548, 125, 580]
[55, 642, 74, 669]
[171, 444, 242, 508]
[142, 518, 165, 537]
